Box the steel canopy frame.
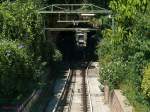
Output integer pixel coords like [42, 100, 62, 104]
[38, 4, 111, 14]
[39, 4, 112, 32]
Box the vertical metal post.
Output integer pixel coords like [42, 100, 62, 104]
[91, 5, 94, 13]
[43, 16, 46, 41]
[58, 13, 61, 21]
[71, 4, 73, 11]
[52, 5, 54, 11]
[112, 16, 115, 36]
[65, 14, 68, 21]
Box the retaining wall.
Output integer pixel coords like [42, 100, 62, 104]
[104, 85, 133, 112]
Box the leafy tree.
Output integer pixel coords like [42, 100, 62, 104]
[97, 0, 150, 111]
[0, 39, 35, 99]
[142, 64, 150, 99]
[0, 0, 62, 99]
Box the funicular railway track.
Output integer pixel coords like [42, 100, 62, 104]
[52, 62, 93, 112]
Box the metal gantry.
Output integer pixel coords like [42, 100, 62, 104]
[39, 4, 111, 14]
[38, 4, 112, 29]
[38, 4, 113, 47]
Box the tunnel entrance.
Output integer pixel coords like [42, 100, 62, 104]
[39, 4, 111, 62]
[56, 24, 100, 61]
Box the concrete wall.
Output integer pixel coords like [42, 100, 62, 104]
[104, 86, 133, 112]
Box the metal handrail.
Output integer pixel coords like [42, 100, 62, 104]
[17, 89, 42, 112]
[52, 68, 71, 112]
[67, 89, 74, 112]
[52, 63, 93, 112]
[85, 65, 93, 112]
[67, 70, 76, 112]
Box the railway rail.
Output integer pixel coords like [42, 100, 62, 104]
[9, 62, 110, 112]
[51, 62, 93, 112]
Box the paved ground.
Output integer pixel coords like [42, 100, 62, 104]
[69, 70, 83, 112]
[87, 65, 110, 112]
[45, 63, 110, 112]
[68, 65, 110, 112]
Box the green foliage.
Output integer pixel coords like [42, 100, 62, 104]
[100, 57, 127, 89]
[97, 0, 150, 111]
[120, 81, 150, 112]
[97, 31, 126, 89]
[0, 0, 37, 39]
[0, 39, 35, 98]
[53, 49, 62, 62]
[110, 0, 147, 25]
[0, 0, 62, 100]
[142, 64, 150, 99]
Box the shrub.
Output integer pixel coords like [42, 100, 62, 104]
[142, 64, 150, 99]
[0, 39, 35, 99]
[53, 49, 62, 62]
[100, 57, 127, 89]
[97, 0, 150, 111]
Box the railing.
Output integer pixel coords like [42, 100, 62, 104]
[17, 89, 42, 112]
[85, 64, 93, 112]
[67, 89, 74, 112]
[52, 68, 71, 112]
[67, 70, 76, 112]
[51, 62, 93, 112]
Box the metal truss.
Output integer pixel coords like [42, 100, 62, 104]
[39, 4, 112, 32]
[38, 4, 111, 14]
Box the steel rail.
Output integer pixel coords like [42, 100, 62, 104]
[67, 70, 76, 112]
[85, 63, 93, 112]
[82, 69, 88, 112]
[51, 62, 93, 112]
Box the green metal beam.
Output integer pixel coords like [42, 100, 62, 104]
[57, 20, 89, 23]
[44, 28, 99, 31]
[39, 4, 112, 33]
[38, 4, 111, 14]
[38, 10, 110, 14]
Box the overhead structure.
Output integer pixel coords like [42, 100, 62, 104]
[44, 28, 98, 31]
[38, 4, 112, 29]
[39, 4, 111, 14]
[39, 4, 113, 47]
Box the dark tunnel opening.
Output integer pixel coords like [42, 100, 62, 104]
[56, 24, 100, 62]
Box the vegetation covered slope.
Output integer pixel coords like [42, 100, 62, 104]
[0, 0, 150, 112]
[0, 0, 103, 104]
[0, 0, 62, 102]
[97, 0, 150, 111]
